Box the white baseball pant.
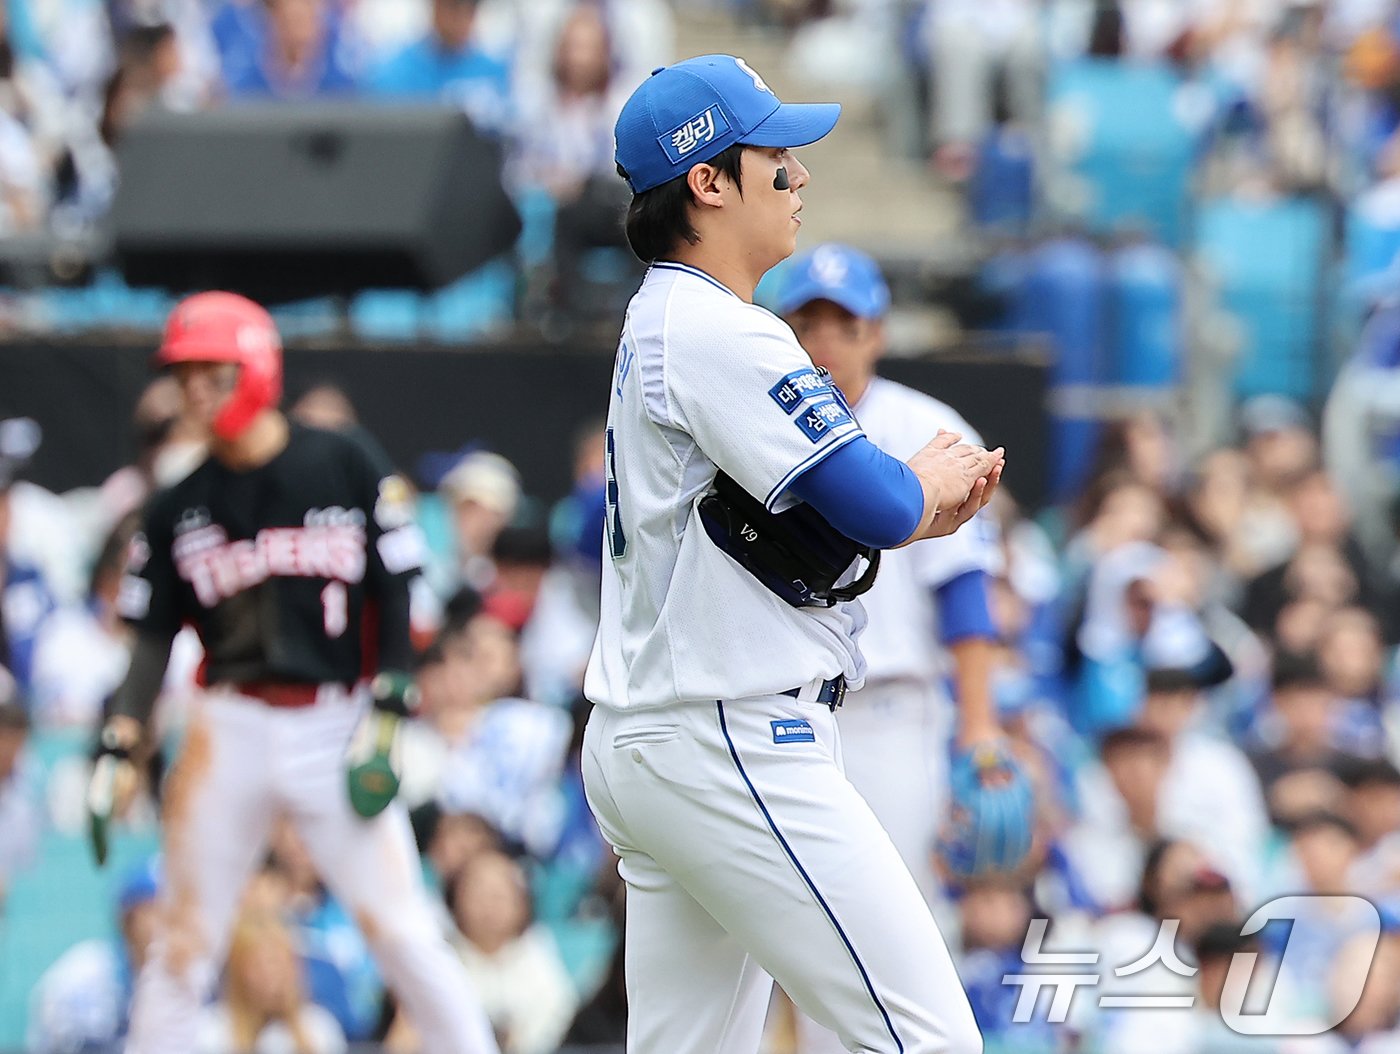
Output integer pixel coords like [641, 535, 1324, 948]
[582, 689, 980, 1054]
[796, 680, 958, 1054]
[124, 686, 498, 1054]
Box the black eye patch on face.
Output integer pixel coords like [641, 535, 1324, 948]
[773, 166, 790, 191]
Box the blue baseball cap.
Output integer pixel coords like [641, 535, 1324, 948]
[614, 54, 840, 194]
[117, 856, 161, 914]
[776, 243, 891, 319]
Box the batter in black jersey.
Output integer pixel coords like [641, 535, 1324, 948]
[92, 291, 499, 1054]
[126, 423, 418, 688]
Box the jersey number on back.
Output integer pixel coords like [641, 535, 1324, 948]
[605, 427, 626, 560]
[322, 582, 348, 638]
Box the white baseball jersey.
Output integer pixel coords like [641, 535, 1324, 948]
[584, 262, 871, 711]
[849, 377, 1003, 684]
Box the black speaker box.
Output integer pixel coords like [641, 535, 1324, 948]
[111, 104, 521, 302]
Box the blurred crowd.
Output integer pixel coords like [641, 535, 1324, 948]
[5, 0, 1400, 1053]
[27, 0, 1400, 234]
[0, 0, 676, 241]
[768, 0, 1400, 194]
[6, 364, 1400, 1053]
[1, 386, 618, 1054]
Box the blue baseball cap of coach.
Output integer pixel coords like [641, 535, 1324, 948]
[776, 243, 891, 319]
[614, 54, 841, 194]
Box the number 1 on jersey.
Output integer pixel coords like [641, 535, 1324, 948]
[322, 581, 348, 638]
[605, 427, 626, 560]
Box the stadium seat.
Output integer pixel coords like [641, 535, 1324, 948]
[1192, 196, 1329, 400]
[1045, 60, 1200, 247]
[1012, 237, 1108, 501]
[1107, 242, 1182, 388]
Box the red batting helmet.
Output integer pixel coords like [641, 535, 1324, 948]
[156, 291, 283, 441]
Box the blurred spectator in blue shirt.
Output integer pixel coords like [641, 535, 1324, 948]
[957, 879, 1060, 1053]
[266, 820, 381, 1042]
[28, 857, 161, 1054]
[215, 0, 357, 100]
[1317, 606, 1390, 755]
[366, 0, 511, 135]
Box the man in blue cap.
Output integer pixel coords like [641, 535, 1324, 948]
[777, 244, 1022, 1053]
[582, 55, 1004, 1054]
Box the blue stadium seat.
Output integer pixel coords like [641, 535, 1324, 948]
[1013, 238, 1109, 501]
[1107, 242, 1182, 388]
[1192, 197, 1329, 400]
[971, 127, 1035, 234]
[351, 260, 516, 344]
[1045, 60, 1200, 247]
[39, 271, 175, 334]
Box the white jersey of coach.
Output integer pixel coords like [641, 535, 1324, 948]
[585, 262, 870, 711]
[849, 377, 1002, 684]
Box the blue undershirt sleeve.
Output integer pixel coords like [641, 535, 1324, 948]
[787, 435, 923, 549]
[934, 569, 997, 644]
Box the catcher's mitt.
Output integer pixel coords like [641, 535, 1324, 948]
[938, 740, 1034, 880]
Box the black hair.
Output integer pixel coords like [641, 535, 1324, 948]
[121, 22, 175, 66]
[415, 638, 447, 672]
[1286, 810, 1360, 841]
[618, 143, 746, 263]
[1271, 650, 1326, 693]
[1099, 725, 1169, 758]
[1144, 666, 1199, 695]
[441, 585, 483, 635]
[1338, 756, 1400, 791]
[292, 377, 355, 406]
[409, 800, 443, 854]
[1194, 921, 1254, 965]
[1137, 837, 1183, 917]
[1087, 0, 1125, 58]
[491, 525, 553, 567]
[0, 701, 28, 734]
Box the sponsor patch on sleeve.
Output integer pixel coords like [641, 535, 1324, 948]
[771, 719, 815, 744]
[768, 369, 832, 415]
[794, 397, 853, 443]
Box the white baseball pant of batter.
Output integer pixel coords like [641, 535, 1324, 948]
[582, 686, 981, 1054]
[125, 685, 498, 1054]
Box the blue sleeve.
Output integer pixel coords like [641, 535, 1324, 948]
[788, 435, 923, 549]
[935, 570, 996, 644]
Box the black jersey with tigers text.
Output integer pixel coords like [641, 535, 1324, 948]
[117, 424, 424, 686]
